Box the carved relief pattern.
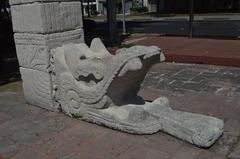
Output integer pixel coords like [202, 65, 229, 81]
[16, 44, 49, 72]
[20, 68, 53, 109]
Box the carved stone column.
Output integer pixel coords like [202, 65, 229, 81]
[9, 0, 84, 111]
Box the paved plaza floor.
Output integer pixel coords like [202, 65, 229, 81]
[123, 36, 240, 67]
[0, 63, 240, 159]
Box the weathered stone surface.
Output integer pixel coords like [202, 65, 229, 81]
[50, 38, 223, 147]
[84, 97, 224, 147]
[51, 39, 163, 115]
[16, 44, 49, 73]
[20, 67, 57, 111]
[9, 0, 79, 5]
[14, 29, 84, 72]
[10, 0, 84, 113]
[11, 2, 82, 33]
[151, 103, 223, 148]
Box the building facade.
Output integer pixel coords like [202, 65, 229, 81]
[82, 0, 240, 16]
[144, 0, 240, 13]
[83, 0, 133, 16]
[82, 0, 100, 15]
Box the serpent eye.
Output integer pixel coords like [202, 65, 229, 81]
[80, 55, 86, 60]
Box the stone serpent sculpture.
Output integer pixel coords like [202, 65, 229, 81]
[50, 38, 224, 148]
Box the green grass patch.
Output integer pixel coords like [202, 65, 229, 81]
[118, 43, 135, 49]
[0, 81, 22, 92]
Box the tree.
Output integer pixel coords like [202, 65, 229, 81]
[0, 0, 8, 7]
[0, 0, 9, 19]
[232, 0, 240, 11]
[157, 0, 161, 13]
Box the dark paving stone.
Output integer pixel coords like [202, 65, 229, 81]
[12, 148, 53, 159]
[117, 144, 170, 159]
[170, 144, 201, 159]
[142, 77, 161, 89]
[235, 87, 240, 93]
[219, 68, 240, 76]
[156, 78, 173, 90]
[201, 71, 223, 77]
[157, 80, 186, 93]
[197, 151, 226, 159]
[0, 118, 59, 149]
[30, 114, 75, 133]
[150, 63, 188, 72]
[228, 77, 240, 85]
[172, 70, 201, 80]
[144, 63, 240, 97]
[224, 119, 240, 137]
[0, 98, 46, 121]
[139, 133, 183, 155]
[228, 140, 240, 159]
[30, 121, 108, 159]
[181, 82, 207, 92]
[203, 85, 221, 94]
[211, 133, 239, 156]
[0, 112, 12, 125]
[76, 132, 134, 159]
[190, 75, 208, 83]
[0, 136, 21, 158]
[167, 80, 185, 90]
[0, 118, 27, 138]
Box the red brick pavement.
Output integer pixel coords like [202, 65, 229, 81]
[0, 155, 5, 159]
[123, 36, 240, 67]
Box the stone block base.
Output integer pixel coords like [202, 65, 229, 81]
[20, 67, 58, 111]
[11, 1, 82, 33]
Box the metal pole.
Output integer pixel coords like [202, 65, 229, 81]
[107, 0, 117, 46]
[87, 0, 90, 17]
[189, 0, 194, 38]
[122, 0, 126, 34]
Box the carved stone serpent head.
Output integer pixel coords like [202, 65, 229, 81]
[51, 38, 164, 114]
